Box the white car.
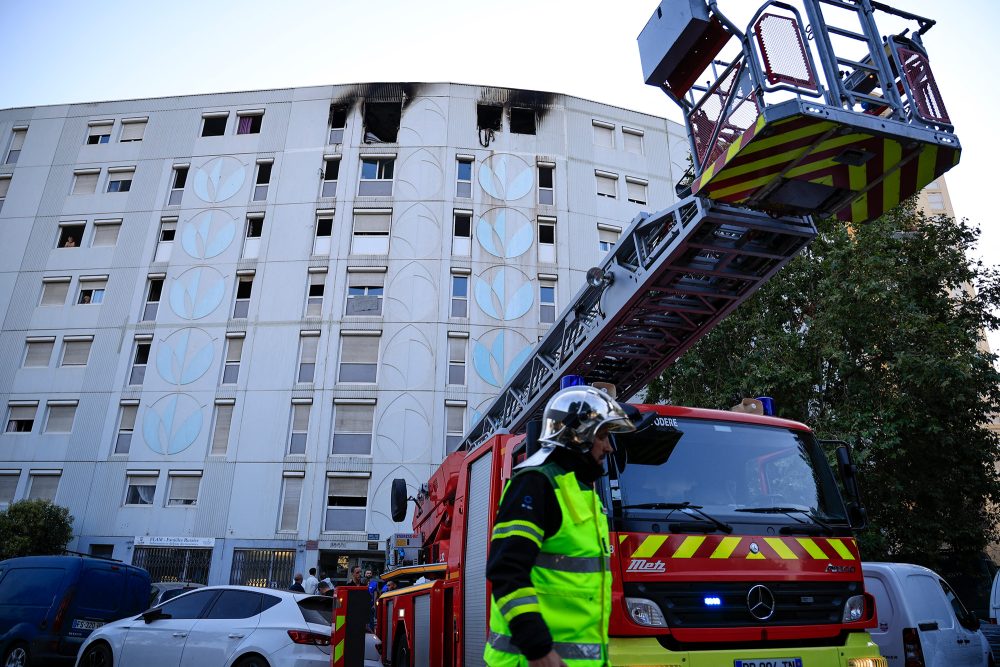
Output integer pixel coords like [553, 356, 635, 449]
[74, 585, 380, 667]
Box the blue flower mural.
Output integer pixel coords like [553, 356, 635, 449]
[472, 330, 535, 388]
[476, 208, 533, 259]
[156, 328, 215, 385]
[193, 156, 245, 203]
[478, 154, 533, 201]
[181, 210, 237, 259]
[474, 267, 534, 321]
[142, 394, 203, 455]
[169, 267, 225, 320]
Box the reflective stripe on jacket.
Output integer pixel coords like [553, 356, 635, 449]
[484, 461, 612, 667]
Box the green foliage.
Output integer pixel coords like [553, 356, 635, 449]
[647, 203, 1000, 569]
[0, 499, 74, 560]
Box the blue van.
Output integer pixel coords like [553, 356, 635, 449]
[0, 555, 151, 666]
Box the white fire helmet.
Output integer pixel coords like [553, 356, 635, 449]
[539, 385, 636, 451]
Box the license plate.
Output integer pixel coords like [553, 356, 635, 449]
[71, 619, 104, 631]
[734, 659, 802, 667]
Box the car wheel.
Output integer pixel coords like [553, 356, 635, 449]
[79, 643, 113, 667]
[2, 643, 29, 667]
[233, 654, 270, 667]
[393, 641, 410, 667]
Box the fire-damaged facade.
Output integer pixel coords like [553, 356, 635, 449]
[0, 82, 687, 585]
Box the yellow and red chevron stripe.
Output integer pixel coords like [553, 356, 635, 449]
[690, 112, 960, 224]
[618, 532, 859, 563]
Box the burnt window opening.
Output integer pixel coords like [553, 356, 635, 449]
[510, 107, 536, 135]
[363, 102, 401, 143]
[477, 105, 503, 132]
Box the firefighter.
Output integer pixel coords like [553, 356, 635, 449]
[484, 384, 635, 667]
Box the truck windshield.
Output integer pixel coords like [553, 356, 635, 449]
[611, 417, 848, 525]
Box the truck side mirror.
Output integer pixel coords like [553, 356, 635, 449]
[390, 478, 409, 523]
[821, 440, 868, 530]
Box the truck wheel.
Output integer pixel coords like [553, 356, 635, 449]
[2, 643, 29, 667]
[79, 643, 112, 667]
[394, 641, 410, 667]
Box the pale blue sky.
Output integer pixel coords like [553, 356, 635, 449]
[3, 0, 998, 340]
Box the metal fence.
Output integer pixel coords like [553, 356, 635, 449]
[229, 548, 296, 589]
[132, 547, 212, 583]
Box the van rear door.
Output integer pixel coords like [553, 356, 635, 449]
[903, 572, 974, 666]
[864, 573, 902, 664]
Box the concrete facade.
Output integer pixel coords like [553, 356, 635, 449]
[0, 82, 686, 585]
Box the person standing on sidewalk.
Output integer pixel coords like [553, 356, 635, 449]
[484, 385, 635, 667]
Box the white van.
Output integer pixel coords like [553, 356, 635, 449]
[863, 562, 992, 666]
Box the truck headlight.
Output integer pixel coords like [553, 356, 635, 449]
[843, 594, 865, 623]
[625, 597, 667, 627]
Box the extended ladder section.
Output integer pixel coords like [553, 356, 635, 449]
[460, 197, 816, 451]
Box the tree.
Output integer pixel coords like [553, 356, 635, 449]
[0, 499, 74, 560]
[647, 202, 1000, 569]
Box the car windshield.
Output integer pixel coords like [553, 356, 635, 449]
[611, 416, 848, 525]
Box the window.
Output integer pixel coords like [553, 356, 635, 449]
[324, 475, 368, 532]
[130, 337, 152, 385]
[596, 171, 618, 199]
[23, 338, 54, 367]
[168, 165, 188, 205]
[297, 331, 320, 383]
[339, 333, 379, 383]
[210, 400, 235, 455]
[0, 473, 18, 508]
[332, 401, 375, 455]
[6, 403, 37, 433]
[446, 403, 465, 453]
[538, 164, 555, 205]
[314, 211, 334, 255]
[237, 111, 264, 135]
[329, 105, 348, 144]
[599, 226, 620, 254]
[0, 175, 9, 213]
[201, 113, 228, 137]
[453, 210, 472, 256]
[87, 122, 112, 145]
[623, 127, 644, 155]
[626, 176, 648, 205]
[351, 209, 391, 254]
[119, 118, 147, 142]
[451, 273, 469, 318]
[155, 218, 176, 262]
[288, 400, 311, 455]
[593, 120, 615, 148]
[234, 273, 254, 318]
[44, 402, 77, 433]
[222, 333, 244, 384]
[345, 270, 384, 316]
[167, 472, 201, 506]
[114, 402, 138, 454]
[143, 276, 164, 321]
[477, 104, 503, 132]
[540, 281, 557, 324]
[61, 337, 93, 366]
[77, 277, 107, 305]
[538, 217, 556, 263]
[321, 157, 340, 198]
[510, 107, 536, 135]
[106, 168, 134, 193]
[278, 473, 304, 531]
[40, 278, 70, 307]
[362, 101, 401, 143]
[27, 472, 60, 501]
[243, 214, 264, 259]
[358, 157, 394, 196]
[305, 270, 326, 318]
[72, 169, 100, 195]
[125, 473, 157, 506]
[448, 335, 467, 386]
[253, 161, 271, 201]
[92, 220, 121, 247]
[456, 157, 473, 198]
[57, 223, 85, 248]
[5, 128, 26, 164]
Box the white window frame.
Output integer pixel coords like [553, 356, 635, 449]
[539, 277, 557, 325]
[329, 104, 348, 144]
[456, 155, 474, 199]
[626, 176, 648, 205]
[450, 270, 470, 318]
[596, 170, 619, 199]
[5, 127, 26, 164]
[598, 224, 621, 254]
[288, 399, 312, 455]
[166, 471, 201, 507]
[129, 335, 153, 386]
[87, 121, 113, 145]
[0, 175, 10, 213]
[445, 401, 466, 453]
[345, 268, 386, 317]
[331, 400, 376, 456]
[168, 164, 189, 206]
[201, 112, 229, 137]
[61, 336, 93, 366]
[23, 337, 55, 368]
[56, 221, 86, 249]
[124, 471, 158, 506]
[278, 472, 305, 532]
[252, 159, 272, 201]
[321, 156, 340, 198]
[447, 333, 468, 386]
[40, 277, 71, 307]
[77, 275, 108, 305]
[305, 268, 327, 318]
[453, 209, 472, 256]
[27, 470, 60, 501]
[92, 219, 121, 247]
[323, 473, 369, 532]
[0, 471, 19, 509]
[236, 110, 264, 135]
[72, 169, 100, 195]
[297, 331, 320, 384]
[592, 120, 616, 148]
[222, 332, 245, 385]
[142, 274, 165, 321]
[314, 210, 334, 255]
[351, 209, 391, 255]
[119, 118, 147, 142]
[6, 402, 38, 434]
[358, 155, 395, 196]
[114, 401, 139, 455]
[537, 163, 555, 206]
[233, 272, 254, 318]
[43, 401, 77, 434]
[106, 167, 134, 193]
[242, 213, 264, 259]
[155, 217, 177, 262]
[210, 399, 235, 455]
[338, 332, 380, 384]
[623, 127, 645, 155]
[538, 216, 556, 264]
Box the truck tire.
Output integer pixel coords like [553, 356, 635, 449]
[394, 641, 410, 667]
[2, 643, 29, 667]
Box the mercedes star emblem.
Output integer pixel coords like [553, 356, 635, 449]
[747, 584, 776, 620]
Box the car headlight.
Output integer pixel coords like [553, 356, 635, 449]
[843, 594, 865, 623]
[625, 597, 667, 627]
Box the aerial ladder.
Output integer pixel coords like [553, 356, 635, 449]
[361, 1, 961, 666]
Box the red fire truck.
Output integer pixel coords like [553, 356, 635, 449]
[371, 0, 960, 664]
